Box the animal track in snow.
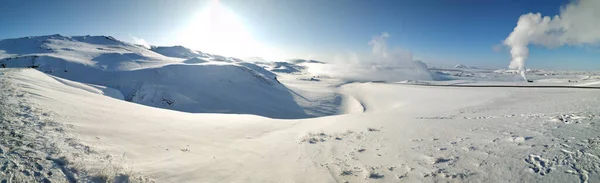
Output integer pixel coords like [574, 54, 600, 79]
[525, 154, 553, 176]
[555, 137, 600, 183]
[300, 131, 360, 144]
[422, 168, 476, 180]
[415, 116, 454, 120]
[300, 128, 394, 182]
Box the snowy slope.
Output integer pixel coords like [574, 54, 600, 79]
[47, 62, 315, 118]
[0, 35, 322, 118]
[149, 45, 207, 59]
[50, 75, 125, 100]
[0, 34, 182, 71]
[453, 64, 478, 69]
[3, 68, 600, 182]
[288, 59, 326, 64]
[271, 61, 307, 73]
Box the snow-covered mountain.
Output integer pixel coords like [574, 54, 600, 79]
[288, 59, 326, 64]
[149, 45, 207, 59]
[0, 35, 319, 118]
[454, 64, 478, 69]
[0, 34, 181, 71]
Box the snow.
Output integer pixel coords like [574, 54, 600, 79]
[182, 57, 209, 64]
[288, 59, 326, 64]
[50, 75, 125, 100]
[3, 67, 600, 182]
[150, 46, 206, 59]
[577, 80, 600, 87]
[0, 35, 326, 119]
[454, 64, 478, 69]
[1, 35, 600, 182]
[0, 34, 182, 71]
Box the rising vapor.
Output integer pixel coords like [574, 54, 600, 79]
[504, 0, 600, 81]
[129, 35, 151, 49]
[309, 32, 432, 82]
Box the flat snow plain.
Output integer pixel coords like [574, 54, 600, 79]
[1, 67, 600, 183]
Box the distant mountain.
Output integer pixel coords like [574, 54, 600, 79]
[150, 45, 207, 59]
[271, 62, 307, 73]
[454, 64, 478, 69]
[288, 59, 326, 64]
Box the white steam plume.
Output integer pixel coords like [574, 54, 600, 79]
[309, 32, 432, 82]
[504, 0, 600, 81]
[129, 35, 151, 49]
[369, 32, 390, 58]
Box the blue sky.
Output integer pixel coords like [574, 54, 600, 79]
[0, 0, 597, 70]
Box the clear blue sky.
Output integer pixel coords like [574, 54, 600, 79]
[0, 0, 597, 70]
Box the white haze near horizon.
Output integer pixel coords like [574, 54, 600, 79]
[308, 32, 433, 82]
[504, 0, 600, 79]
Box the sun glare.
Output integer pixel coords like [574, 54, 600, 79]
[178, 0, 283, 60]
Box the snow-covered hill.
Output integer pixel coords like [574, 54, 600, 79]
[454, 64, 478, 69]
[0, 35, 325, 118]
[248, 59, 325, 74]
[0, 34, 181, 71]
[150, 45, 207, 59]
[288, 59, 326, 64]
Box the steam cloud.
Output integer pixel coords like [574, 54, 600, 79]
[504, 0, 600, 80]
[310, 32, 432, 82]
[129, 35, 151, 49]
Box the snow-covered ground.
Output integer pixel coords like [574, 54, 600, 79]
[0, 35, 325, 119]
[1, 35, 600, 182]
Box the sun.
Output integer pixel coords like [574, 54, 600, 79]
[177, 0, 283, 60]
